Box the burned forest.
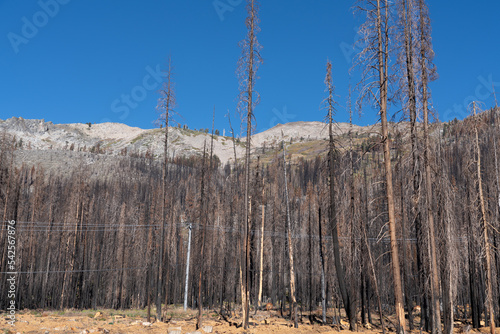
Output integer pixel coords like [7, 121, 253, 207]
[1, 0, 500, 333]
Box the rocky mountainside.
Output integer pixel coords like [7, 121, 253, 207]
[0, 117, 382, 169]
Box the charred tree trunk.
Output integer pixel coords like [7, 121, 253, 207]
[318, 207, 327, 325]
[377, 1, 406, 332]
[418, 1, 442, 331]
[237, 0, 262, 328]
[282, 137, 298, 328]
[197, 143, 208, 330]
[257, 174, 265, 309]
[325, 60, 355, 331]
[156, 56, 175, 321]
[473, 102, 496, 334]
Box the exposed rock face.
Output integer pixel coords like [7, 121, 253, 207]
[0, 117, 245, 164]
[0, 117, 378, 169]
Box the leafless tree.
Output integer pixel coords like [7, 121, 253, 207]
[281, 133, 298, 328]
[417, 0, 442, 332]
[324, 60, 356, 330]
[257, 170, 265, 309]
[196, 141, 208, 329]
[236, 0, 262, 328]
[397, 0, 442, 331]
[355, 1, 406, 332]
[472, 102, 496, 334]
[155, 56, 176, 321]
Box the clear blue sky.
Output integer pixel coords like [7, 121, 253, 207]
[1, 1, 499, 134]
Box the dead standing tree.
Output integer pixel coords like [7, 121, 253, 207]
[355, 1, 406, 332]
[237, 0, 262, 329]
[257, 168, 265, 309]
[196, 109, 217, 329]
[417, 1, 442, 332]
[196, 141, 208, 330]
[471, 102, 496, 334]
[324, 60, 356, 330]
[155, 57, 176, 321]
[396, 2, 421, 329]
[281, 133, 298, 328]
[397, 0, 442, 331]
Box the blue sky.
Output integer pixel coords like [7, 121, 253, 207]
[1, 1, 499, 135]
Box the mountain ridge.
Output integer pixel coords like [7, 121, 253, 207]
[0, 117, 379, 165]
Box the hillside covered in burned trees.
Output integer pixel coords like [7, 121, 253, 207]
[1, 0, 500, 333]
[1, 109, 500, 332]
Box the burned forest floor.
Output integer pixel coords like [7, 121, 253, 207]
[1, 306, 495, 334]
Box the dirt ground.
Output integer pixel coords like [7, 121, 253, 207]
[1, 307, 496, 334]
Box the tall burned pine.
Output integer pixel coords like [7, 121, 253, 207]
[236, 0, 262, 329]
[324, 60, 356, 330]
[472, 102, 496, 334]
[155, 57, 176, 321]
[195, 108, 217, 329]
[356, 1, 406, 332]
[281, 133, 298, 328]
[397, 0, 438, 331]
[257, 168, 265, 309]
[196, 141, 208, 329]
[417, 1, 442, 332]
[396, 4, 421, 329]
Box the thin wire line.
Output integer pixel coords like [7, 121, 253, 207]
[0, 267, 147, 274]
[1, 221, 467, 243]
